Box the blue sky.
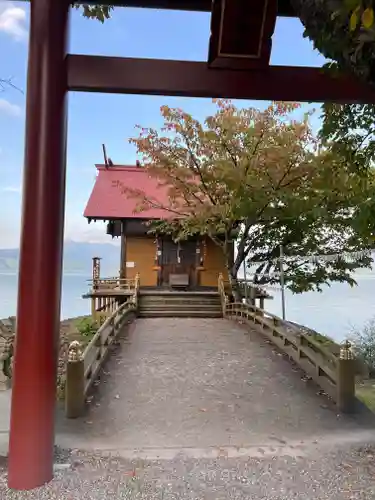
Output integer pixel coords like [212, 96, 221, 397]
[0, 2, 325, 248]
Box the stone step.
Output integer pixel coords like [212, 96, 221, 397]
[139, 302, 222, 308]
[140, 295, 220, 299]
[139, 299, 221, 306]
[138, 310, 223, 318]
[139, 291, 219, 296]
[138, 292, 222, 318]
[139, 294, 220, 299]
[139, 310, 222, 318]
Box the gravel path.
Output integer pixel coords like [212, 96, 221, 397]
[56, 317, 374, 451]
[3, 317, 375, 497]
[2, 442, 375, 499]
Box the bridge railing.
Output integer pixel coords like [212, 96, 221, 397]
[94, 296, 119, 323]
[223, 299, 356, 414]
[89, 273, 140, 322]
[88, 276, 138, 292]
[65, 300, 137, 418]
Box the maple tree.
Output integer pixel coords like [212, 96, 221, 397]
[0, 77, 23, 93]
[319, 100, 375, 242]
[73, 4, 113, 22]
[291, 0, 375, 86]
[320, 102, 375, 172]
[119, 100, 374, 296]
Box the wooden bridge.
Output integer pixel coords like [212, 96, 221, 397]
[57, 314, 373, 459]
[65, 273, 359, 420]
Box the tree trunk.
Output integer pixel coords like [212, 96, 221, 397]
[228, 266, 242, 302]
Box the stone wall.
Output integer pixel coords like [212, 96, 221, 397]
[0, 315, 89, 396]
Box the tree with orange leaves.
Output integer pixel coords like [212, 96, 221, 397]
[118, 99, 374, 296]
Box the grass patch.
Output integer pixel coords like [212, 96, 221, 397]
[293, 323, 375, 413]
[75, 317, 101, 345]
[61, 315, 101, 347]
[356, 380, 375, 413]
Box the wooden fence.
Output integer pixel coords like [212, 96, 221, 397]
[90, 273, 140, 322]
[88, 276, 139, 292]
[219, 276, 356, 413]
[65, 300, 137, 418]
[93, 296, 119, 323]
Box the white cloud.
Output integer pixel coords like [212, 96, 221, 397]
[0, 2, 27, 41]
[0, 98, 22, 117]
[0, 214, 120, 249]
[65, 218, 120, 246]
[1, 185, 21, 193]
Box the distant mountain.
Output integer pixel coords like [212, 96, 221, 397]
[0, 241, 121, 276]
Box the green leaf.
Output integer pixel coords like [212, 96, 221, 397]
[75, 5, 114, 22]
[350, 8, 360, 31]
[344, 0, 361, 11]
[362, 7, 374, 28]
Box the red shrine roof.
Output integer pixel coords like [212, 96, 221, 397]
[84, 165, 171, 220]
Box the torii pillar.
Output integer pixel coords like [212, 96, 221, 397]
[8, 0, 70, 490]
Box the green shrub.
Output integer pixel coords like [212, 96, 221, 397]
[77, 317, 99, 339]
[350, 318, 375, 378]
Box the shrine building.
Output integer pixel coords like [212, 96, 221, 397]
[84, 163, 231, 289]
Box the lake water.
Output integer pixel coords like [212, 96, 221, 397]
[265, 278, 375, 342]
[0, 273, 91, 321]
[1, 273, 375, 342]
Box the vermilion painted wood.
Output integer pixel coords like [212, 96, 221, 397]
[70, 0, 295, 16]
[67, 55, 375, 104]
[208, 0, 278, 70]
[7, 0, 69, 491]
[84, 165, 173, 220]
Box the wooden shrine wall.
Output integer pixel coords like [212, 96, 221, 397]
[124, 236, 158, 286]
[200, 239, 229, 287]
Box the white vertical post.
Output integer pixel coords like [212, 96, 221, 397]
[243, 258, 248, 303]
[279, 244, 286, 320]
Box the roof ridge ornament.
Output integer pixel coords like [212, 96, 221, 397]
[102, 143, 114, 168]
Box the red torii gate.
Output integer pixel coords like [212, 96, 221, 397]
[8, 0, 375, 491]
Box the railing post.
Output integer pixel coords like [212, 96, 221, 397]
[65, 341, 85, 419]
[218, 273, 227, 317]
[99, 321, 107, 360]
[92, 257, 101, 291]
[91, 297, 96, 320]
[337, 341, 356, 413]
[296, 334, 304, 359]
[134, 273, 140, 309]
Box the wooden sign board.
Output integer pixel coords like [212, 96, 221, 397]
[208, 0, 278, 70]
